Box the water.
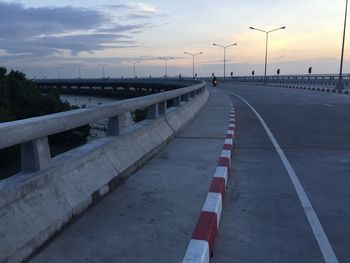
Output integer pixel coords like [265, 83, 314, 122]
[60, 95, 135, 139]
[60, 95, 115, 108]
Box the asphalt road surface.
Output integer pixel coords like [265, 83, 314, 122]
[212, 83, 350, 263]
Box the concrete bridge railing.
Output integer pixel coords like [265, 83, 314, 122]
[0, 81, 205, 173]
[0, 80, 208, 263]
[225, 74, 350, 86]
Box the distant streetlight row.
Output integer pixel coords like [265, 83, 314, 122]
[50, 25, 287, 80]
[37, 0, 350, 87]
[50, 25, 285, 80]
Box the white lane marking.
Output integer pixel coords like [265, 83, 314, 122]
[323, 104, 333, 107]
[227, 91, 339, 263]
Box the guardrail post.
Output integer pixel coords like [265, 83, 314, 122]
[158, 101, 166, 115]
[147, 104, 159, 119]
[21, 137, 51, 172]
[173, 96, 181, 106]
[182, 93, 189, 102]
[107, 115, 120, 136]
[189, 91, 195, 98]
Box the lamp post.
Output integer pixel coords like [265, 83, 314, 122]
[128, 61, 141, 78]
[249, 26, 286, 84]
[98, 64, 109, 79]
[159, 57, 174, 78]
[337, 0, 348, 90]
[74, 65, 81, 79]
[55, 67, 62, 79]
[184, 51, 203, 79]
[212, 43, 237, 81]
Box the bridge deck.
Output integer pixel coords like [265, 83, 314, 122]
[28, 83, 350, 262]
[213, 83, 350, 262]
[30, 88, 231, 262]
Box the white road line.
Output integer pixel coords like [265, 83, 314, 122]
[227, 91, 339, 263]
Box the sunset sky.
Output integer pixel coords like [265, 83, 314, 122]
[0, 0, 349, 78]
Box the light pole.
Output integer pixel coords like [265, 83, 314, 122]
[128, 61, 141, 78]
[74, 65, 81, 78]
[213, 43, 237, 81]
[98, 64, 109, 78]
[249, 26, 286, 84]
[159, 57, 174, 78]
[55, 67, 62, 79]
[337, 0, 348, 90]
[184, 51, 203, 79]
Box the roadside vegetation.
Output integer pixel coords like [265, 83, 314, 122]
[0, 67, 90, 179]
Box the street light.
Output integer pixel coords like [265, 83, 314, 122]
[212, 43, 237, 81]
[159, 57, 174, 78]
[55, 67, 63, 79]
[128, 61, 141, 78]
[74, 64, 82, 79]
[184, 51, 203, 79]
[98, 63, 109, 79]
[337, 0, 348, 90]
[249, 26, 286, 84]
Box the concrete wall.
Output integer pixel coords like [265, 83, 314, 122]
[0, 88, 209, 263]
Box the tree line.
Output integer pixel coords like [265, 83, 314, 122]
[0, 67, 90, 179]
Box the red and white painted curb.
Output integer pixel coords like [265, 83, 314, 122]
[183, 104, 235, 263]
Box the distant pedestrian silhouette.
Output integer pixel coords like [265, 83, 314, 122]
[212, 75, 217, 87]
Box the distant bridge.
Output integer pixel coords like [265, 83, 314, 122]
[34, 78, 198, 98]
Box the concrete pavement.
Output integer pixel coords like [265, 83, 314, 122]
[28, 82, 350, 262]
[29, 87, 231, 263]
[212, 83, 350, 262]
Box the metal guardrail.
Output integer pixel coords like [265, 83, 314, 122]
[0, 80, 206, 173]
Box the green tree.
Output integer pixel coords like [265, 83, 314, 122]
[0, 67, 90, 179]
[0, 67, 9, 121]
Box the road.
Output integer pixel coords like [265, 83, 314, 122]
[213, 83, 350, 262]
[29, 88, 231, 263]
[27, 83, 350, 262]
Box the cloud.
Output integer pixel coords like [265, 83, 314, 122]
[105, 2, 167, 20]
[0, 2, 107, 39]
[99, 24, 146, 33]
[0, 2, 151, 59]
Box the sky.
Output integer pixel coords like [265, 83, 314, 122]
[0, 0, 349, 78]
